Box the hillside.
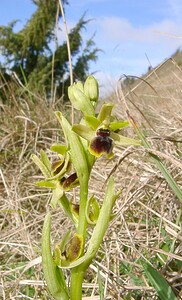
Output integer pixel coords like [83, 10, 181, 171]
[0, 52, 182, 299]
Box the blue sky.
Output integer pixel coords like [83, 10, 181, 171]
[1, 0, 182, 95]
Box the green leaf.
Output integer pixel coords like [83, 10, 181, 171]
[143, 262, 177, 300]
[42, 213, 69, 300]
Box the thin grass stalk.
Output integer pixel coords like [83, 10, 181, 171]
[127, 111, 182, 203]
[58, 0, 74, 124]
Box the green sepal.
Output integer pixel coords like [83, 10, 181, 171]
[50, 184, 64, 209]
[31, 153, 51, 178]
[35, 180, 56, 189]
[110, 120, 129, 131]
[51, 144, 67, 155]
[84, 115, 101, 130]
[68, 85, 95, 117]
[97, 103, 114, 123]
[72, 124, 95, 142]
[40, 149, 52, 172]
[110, 131, 141, 146]
[42, 213, 69, 300]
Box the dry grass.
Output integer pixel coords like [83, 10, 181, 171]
[0, 58, 182, 299]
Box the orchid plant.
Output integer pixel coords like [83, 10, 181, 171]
[31, 76, 140, 300]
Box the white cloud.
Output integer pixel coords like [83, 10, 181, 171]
[94, 16, 182, 44]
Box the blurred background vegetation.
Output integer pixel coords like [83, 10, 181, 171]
[0, 0, 99, 102]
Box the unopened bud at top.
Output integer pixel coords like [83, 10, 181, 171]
[84, 75, 99, 103]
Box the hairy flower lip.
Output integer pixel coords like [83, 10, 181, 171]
[89, 135, 113, 158]
[62, 173, 79, 190]
[96, 128, 110, 137]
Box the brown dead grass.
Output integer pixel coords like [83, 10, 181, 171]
[0, 58, 182, 299]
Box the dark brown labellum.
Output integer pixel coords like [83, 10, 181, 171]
[90, 135, 113, 155]
[62, 173, 78, 189]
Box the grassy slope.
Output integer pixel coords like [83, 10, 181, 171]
[0, 56, 182, 299]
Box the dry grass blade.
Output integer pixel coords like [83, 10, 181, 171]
[1, 55, 182, 299]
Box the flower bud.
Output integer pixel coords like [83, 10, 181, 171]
[68, 85, 95, 116]
[84, 75, 99, 103]
[75, 80, 84, 92]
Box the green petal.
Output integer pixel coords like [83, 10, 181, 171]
[110, 131, 141, 146]
[110, 120, 129, 131]
[72, 124, 95, 142]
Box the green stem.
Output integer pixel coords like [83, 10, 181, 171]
[70, 177, 119, 300]
[77, 184, 89, 240]
[70, 179, 89, 300]
[70, 269, 85, 300]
